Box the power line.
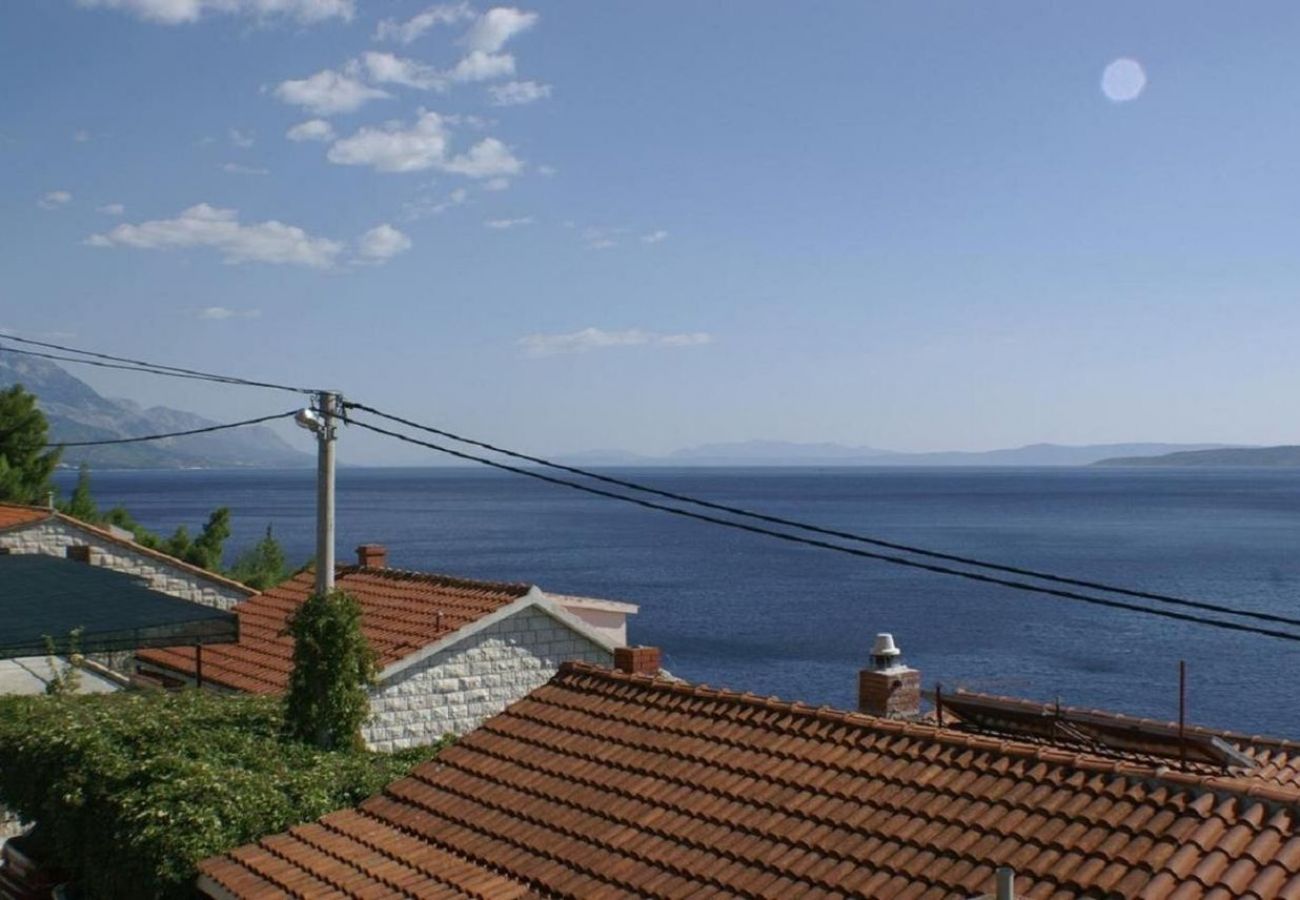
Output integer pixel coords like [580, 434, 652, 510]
[344, 401, 1300, 632]
[345, 413, 1300, 645]
[47, 410, 299, 447]
[1, 344, 255, 386]
[0, 335, 316, 394]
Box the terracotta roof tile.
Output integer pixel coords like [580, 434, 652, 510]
[139, 566, 531, 694]
[199, 663, 1300, 898]
[0, 503, 52, 530]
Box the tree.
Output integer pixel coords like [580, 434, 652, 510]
[102, 504, 157, 545]
[185, 506, 231, 570]
[284, 590, 376, 751]
[228, 525, 289, 590]
[150, 508, 231, 570]
[0, 384, 61, 505]
[58, 463, 99, 522]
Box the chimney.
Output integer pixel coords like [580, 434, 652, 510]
[355, 544, 388, 568]
[857, 632, 921, 719]
[614, 645, 661, 676]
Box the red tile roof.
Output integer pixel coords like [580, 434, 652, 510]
[0, 503, 52, 530]
[138, 566, 533, 694]
[199, 662, 1300, 899]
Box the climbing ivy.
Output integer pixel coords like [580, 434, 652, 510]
[0, 690, 445, 900]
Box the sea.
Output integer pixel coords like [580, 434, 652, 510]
[53, 466, 1300, 739]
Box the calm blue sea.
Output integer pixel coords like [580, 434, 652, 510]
[53, 466, 1300, 738]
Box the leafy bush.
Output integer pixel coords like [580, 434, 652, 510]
[285, 590, 377, 751]
[0, 690, 445, 900]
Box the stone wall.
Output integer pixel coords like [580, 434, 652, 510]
[364, 604, 611, 752]
[0, 520, 250, 611]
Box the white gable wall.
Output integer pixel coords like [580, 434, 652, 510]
[0, 519, 250, 610]
[364, 603, 611, 752]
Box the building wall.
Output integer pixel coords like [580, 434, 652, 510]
[0, 520, 249, 611]
[364, 604, 611, 752]
[554, 602, 629, 646]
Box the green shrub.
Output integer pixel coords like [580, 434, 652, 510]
[0, 690, 445, 900]
[285, 590, 377, 751]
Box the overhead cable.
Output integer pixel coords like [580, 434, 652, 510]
[47, 410, 299, 447]
[345, 413, 1300, 645]
[344, 401, 1300, 631]
[0, 335, 316, 394]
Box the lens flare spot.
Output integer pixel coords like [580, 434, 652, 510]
[1101, 58, 1146, 103]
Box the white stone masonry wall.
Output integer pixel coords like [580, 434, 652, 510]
[364, 604, 611, 752]
[0, 520, 249, 610]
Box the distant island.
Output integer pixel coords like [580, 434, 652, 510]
[0, 355, 312, 469]
[1093, 446, 1300, 467]
[562, 440, 1236, 468]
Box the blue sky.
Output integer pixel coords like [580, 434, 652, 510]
[3, 1, 1300, 463]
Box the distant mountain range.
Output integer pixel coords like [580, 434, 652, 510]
[1093, 446, 1300, 467]
[0, 355, 312, 469]
[4, 354, 1280, 469]
[562, 440, 1237, 468]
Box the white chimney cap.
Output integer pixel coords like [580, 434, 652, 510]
[872, 633, 901, 658]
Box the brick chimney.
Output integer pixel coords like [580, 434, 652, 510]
[355, 544, 388, 568]
[858, 633, 921, 719]
[614, 646, 661, 676]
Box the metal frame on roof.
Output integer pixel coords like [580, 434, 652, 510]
[938, 689, 1257, 770]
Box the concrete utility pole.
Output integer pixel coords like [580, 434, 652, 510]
[314, 391, 339, 596]
[995, 867, 1016, 900]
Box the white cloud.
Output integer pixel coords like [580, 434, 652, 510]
[286, 119, 336, 142]
[464, 7, 538, 53]
[488, 80, 550, 106]
[518, 327, 713, 357]
[403, 186, 467, 219]
[38, 191, 72, 210]
[327, 111, 522, 178]
[220, 162, 269, 175]
[448, 50, 515, 83]
[536, 164, 557, 176]
[274, 69, 390, 116]
[442, 137, 523, 177]
[73, 130, 92, 143]
[374, 2, 472, 43]
[229, 128, 254, 148]
[75, 0, 353, 25]
[354, 223, 412, 263]
[484, 216, 533, 229]
[641, 230, 668, 244]
[198, 306, 261, 319]
[86, 203, 343, 268]
[328, 111, 450, 173]
[97, 203, 126, 215]
[481, 177, 511, 191]
[360, 52, 446, 91]
[581, 226, 626, 249]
